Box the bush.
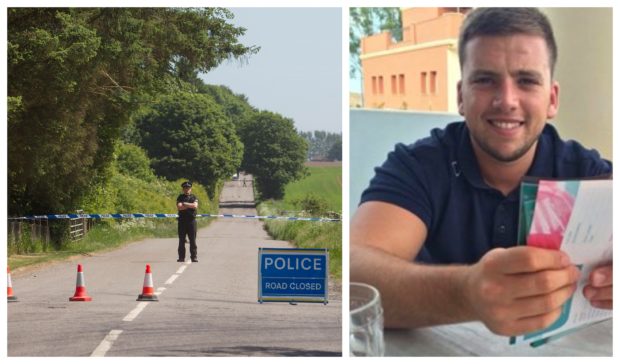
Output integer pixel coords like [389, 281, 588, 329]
[116, 143, 156, 182]
[293, 193, 329, 216]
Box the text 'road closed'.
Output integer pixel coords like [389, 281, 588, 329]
[265, 281, 323, 291]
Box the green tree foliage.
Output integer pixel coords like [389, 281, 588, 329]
[242, 111, 308, 199]
[299, 130, 342, 160]
[8, 8, 258, 216]
[115, 143, 156, 182]
[349, 8, 402, 77]
[197, 84, 257, 133]
[327, 140, 342, 161]
[136, 93, 243, 196]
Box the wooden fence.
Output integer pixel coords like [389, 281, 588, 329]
[8, 218, 51, 252]
[8, 210, 92, 254]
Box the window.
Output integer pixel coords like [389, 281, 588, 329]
[421, 72, 427, 94]
[430, 71, 437, 94]
[372, 76, 377, 94]
[378, 76, 384, 94]
[391, 75, 397, 94]
[399, 74, 405, 94]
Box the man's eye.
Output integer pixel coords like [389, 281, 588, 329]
[473, 77, 493, 84]
[519, 78, 539, 86]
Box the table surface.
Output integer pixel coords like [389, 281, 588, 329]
[384, 319, 612, 356]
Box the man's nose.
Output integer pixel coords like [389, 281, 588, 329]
[492, 80, 519, 112]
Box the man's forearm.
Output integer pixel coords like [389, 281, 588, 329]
[177, 202, 197, 210]
[350, 244, 476, 328]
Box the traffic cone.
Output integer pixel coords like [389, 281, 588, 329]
[69, 264, 92, 301]
[137, 264, 158, 301]
[8, 267, 18, 302]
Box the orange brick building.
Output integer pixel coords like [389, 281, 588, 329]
[361, 8, 471, 112]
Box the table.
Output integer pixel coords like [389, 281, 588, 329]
[385, 319, 612, 356]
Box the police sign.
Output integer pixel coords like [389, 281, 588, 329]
[258, 248, 329, 304]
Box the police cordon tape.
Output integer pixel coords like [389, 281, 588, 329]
[8, 213, 341, 222]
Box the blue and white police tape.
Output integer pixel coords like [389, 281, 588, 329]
[8, 213, 341, 222]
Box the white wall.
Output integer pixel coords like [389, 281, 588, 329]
[542, 8, 612, 160]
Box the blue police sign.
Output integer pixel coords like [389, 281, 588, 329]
[258, 248, 329, 304]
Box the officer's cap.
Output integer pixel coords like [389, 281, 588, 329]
[181, 181, 192, 188]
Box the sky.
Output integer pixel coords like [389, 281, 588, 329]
[200, 8, 342, 133]
[350, 74, 363, 94]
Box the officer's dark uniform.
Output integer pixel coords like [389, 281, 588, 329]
[177, 182, 198, 262]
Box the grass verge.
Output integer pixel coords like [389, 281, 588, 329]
[8, 219, 212, 271]
[257, 203, 342, 280]
[8, 173, 218, 270]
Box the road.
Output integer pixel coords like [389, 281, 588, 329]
[8, 174, 342, 356]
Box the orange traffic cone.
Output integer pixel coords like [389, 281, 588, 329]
[137, 264, 158, 301]
[69, 264, 92, 301]
[8, 267, 18, 302]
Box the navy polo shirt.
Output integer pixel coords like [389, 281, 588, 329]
[360, 121, 612, 264]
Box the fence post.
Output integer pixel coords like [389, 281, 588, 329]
[8, 220, 23, 253]
[31, 219, 38, 242]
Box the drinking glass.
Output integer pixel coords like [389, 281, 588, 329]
[349, 282, 385, 356]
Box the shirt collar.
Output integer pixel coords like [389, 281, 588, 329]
[456, 122, 556, 194]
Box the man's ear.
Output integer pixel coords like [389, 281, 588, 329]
[547, 80, 560, 119]
[457, 80, 465, 116]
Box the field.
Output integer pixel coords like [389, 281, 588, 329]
[280, 165, 342, 212]
[304, 161, 342, 167]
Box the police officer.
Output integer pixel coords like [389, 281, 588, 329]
[177, 181, 199, 262]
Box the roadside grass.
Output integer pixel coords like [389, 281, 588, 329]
[8, 219, 213, 271]
[257, 165, 342, 280]
[8, 175, 218, 270]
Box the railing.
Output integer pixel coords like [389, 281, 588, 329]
[69, 210, 89, 242]
[8, 209, 92, 255]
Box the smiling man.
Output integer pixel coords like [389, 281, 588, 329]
[350, 8, 612, 336]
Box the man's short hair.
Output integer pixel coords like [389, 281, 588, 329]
[458, 8, 558, 77]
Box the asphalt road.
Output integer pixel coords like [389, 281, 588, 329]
[8, 174, 342, 357]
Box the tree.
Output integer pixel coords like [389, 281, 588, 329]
[242, 111, 308, 199]
[8, 8, 259, 216]
[115, 143, 156, 182]
[349, 8, 402, 78]
[300, 131, 341, 160]
[327, 140, 342, 161]
[197, 83, 257, 134]
[135, 93, 243, 196]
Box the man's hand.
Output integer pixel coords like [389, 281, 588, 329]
[583, 264, 612, 309]
[463, 246, 580, 336]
